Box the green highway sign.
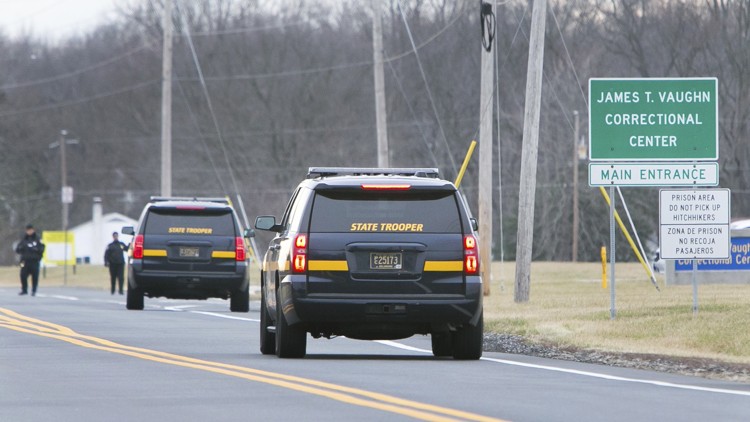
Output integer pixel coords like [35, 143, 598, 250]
[589, 78, 718, 161]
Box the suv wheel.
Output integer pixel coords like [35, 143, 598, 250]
[259, 285, 276, 355]
[431, 332, 453, 357]
[230, 285, 249, 312]
[275, 291, 306, 358]
[451, 314, 483, 360]
[126, 285, 144, 310]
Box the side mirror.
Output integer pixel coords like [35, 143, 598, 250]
[122, 226, 135, 236]
[470, 218, 478, 232]
[255, 216, 280, 232]
[244, 228, 256, 238]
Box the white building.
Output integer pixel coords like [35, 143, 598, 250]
[69, 198, 136, 265]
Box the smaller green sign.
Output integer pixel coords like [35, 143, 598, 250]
[589, 78, 718, 161]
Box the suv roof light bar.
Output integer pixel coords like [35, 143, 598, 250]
[149, 196, 230, 204]
[307, 167, 439, 179]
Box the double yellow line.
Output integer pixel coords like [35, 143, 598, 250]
[0, 308, 505, 422]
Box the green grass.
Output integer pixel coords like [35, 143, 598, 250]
[3, 261, 749, 364]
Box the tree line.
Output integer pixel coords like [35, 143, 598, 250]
[0, 0, 748, 265]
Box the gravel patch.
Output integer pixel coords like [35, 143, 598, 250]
[484, 333, 750, 383]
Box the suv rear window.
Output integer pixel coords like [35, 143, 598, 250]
[310, 191, 461, 233]
[144, 209, 236, 236]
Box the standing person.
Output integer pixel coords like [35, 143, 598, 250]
[15, 224, 45, 296]
[104, 232, 128, 295]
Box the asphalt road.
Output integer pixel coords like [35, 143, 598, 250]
[1, 287, 749, 422]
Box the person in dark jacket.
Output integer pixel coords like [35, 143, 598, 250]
[15, 224, 45, 296]
[104, 232, 128, 295]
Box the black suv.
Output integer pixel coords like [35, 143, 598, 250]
[122, 197, 250, 312]
[255, 168, 483, 359]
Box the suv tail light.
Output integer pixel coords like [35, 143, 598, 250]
[235, 237, 246, 261]
[464, 235, 479, 275]
[133, 234, 144, 259]
[292, 234, 307, 273]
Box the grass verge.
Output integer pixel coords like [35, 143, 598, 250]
[484, 261, 750, 365]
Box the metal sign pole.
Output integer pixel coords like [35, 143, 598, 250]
[609, 185, 616, 320]
[692, 259, 698, 315]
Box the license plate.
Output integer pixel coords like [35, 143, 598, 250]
[179, 247, 200, 258]
[370, 252, 402, 270]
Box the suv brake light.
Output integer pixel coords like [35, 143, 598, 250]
[361, 184, 411, 190]
[292, 234, 307, 273]
[235, 237, 246, 261]
[133, 234, 144, 259]
[464, 235, 479, 274]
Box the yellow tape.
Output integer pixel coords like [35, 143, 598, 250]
[423, 261, 464, 272]
[142, 249, 167, 257]
[308, 260, 349, 271]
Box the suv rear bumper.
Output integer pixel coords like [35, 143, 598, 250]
[279, 275, 482, 326]
[129, 265, 248, 299]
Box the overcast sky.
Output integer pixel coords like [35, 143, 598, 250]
[0, 0, 120, 40]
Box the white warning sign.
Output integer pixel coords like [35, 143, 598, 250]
[659, 189, 730, 259]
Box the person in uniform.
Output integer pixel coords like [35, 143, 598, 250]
[15, 224, 45, 296]
[104, 232, 128, 295]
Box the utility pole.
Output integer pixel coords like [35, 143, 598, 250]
[161, 0, 173, 196]
[54, 129, 78, 286]
[572, 110, 580, 262]
[478, 1, 494, 296]
[60, 130, 69, 233]
[372, 0, 389, 167]
[514, 0, 547, 303]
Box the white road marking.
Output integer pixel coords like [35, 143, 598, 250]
[164, 305, 199, 311]
[376, 340, 750, 397]
[36, 294, 79, 301]
[191, 311, 259, 322]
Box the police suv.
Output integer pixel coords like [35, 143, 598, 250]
[255, 168, 483, 359]
[123, 197, 250, 312]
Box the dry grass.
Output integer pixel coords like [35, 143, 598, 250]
[2, 261, 748, 364]
[0, 262, 263, 291]
[484, 261, 750, 364]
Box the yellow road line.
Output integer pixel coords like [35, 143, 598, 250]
[0, 308, 506, 422]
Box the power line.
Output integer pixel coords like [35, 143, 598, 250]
[549, 5, 588, 109]
[0, 44, 150, 91]
[175, 63, 227, 193]
[395, 0, 458, 176]
[188, 21, 305, 37]
[179, 12, 465, 82]
[0, 11, 465, 120]
[0, 79, 159, 118]
[176, 1, 241, 197]
[385, 59, 440, 168]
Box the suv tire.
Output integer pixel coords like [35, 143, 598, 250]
[275, 291, 306, 358]
[230, 285, 250, 312]
[431, 332, 453, 357]
[452, 314, 483, 360]
[126, 285, 144, 310]
[259, 285, 276, 355]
